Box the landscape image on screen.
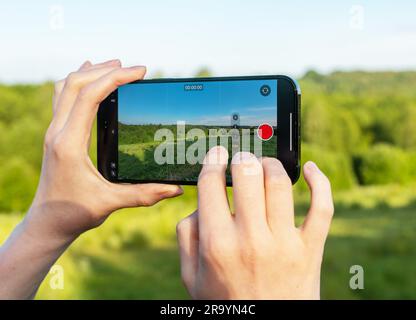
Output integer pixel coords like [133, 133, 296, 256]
[118, 79, 278, 183]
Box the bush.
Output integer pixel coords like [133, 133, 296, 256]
[296, 143, 356, 191]
[301, 95, 365, 154]
[356, 144, 415, 185]
[0, 157, 38, 212]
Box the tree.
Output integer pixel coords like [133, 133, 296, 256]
[194, 67, 212, 78]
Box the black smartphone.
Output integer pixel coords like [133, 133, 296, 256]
[97, 75, 300, 186]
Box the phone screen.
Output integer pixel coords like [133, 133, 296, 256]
[117, 79, 278, 183]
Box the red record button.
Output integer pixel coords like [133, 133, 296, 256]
[257, 123, 274, 141]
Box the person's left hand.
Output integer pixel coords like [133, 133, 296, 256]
[0, 60, 183, 299]
[25, 59, 183, 243]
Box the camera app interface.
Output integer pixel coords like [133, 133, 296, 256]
[118, 79, 278, 183]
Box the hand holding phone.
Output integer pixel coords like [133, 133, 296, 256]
[98, 75, 300, 185]
[176, 146, 334, 299]
[0, 61, 183, 299]
[30, 62, 182, 239]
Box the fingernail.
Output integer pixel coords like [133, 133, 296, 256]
[160, 185, 183, 197]
[231, 151, 257, 165]
[203, 146, 228, 165]
[175, 185, 183, 195]
[231, 152, 262, 176]
[105, 59, 121, 65]
[305, 161, 319, 173]
[79, 60, 91, 70]
[129, 65, 146, 70]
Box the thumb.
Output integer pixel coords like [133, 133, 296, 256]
[112, 183, 183, 208]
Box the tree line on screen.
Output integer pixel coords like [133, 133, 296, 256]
[118, 123, 259, 145]
[1, 70, 416, 212]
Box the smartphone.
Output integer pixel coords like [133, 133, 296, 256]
[97, 75, 300, 186]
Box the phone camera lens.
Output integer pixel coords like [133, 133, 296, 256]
[260, 85, 271, 96]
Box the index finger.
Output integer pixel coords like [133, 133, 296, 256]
[197, 146, 232, 238]
[261, 157, 295, 232]
[63, 66, 146, 146]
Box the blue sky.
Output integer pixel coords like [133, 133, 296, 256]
[1, 0, 415, 83]
[119, 79, 277, 126]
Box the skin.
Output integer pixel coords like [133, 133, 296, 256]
[177, 146, 334, 299]
[0, 60, 183, 299]
[0, 59, 334, 300]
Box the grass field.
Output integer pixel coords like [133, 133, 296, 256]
[1, 184, 415, 299]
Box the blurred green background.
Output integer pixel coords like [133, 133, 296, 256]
[0, 70, 415, 299]
[1, 0, 416, 300]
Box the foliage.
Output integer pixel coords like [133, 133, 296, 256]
[0, 70, 416, 299]
[297, 143, 356, 191]
[194, 67, 212, 78]
[0, 157, 38, 212]
[299, 70, 416, 190]
[1, 185, 415, 299]
[355, 143, 416, 185]
[1, 71, 416, 212]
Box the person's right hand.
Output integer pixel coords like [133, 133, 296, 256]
[177, 146, 334, 299]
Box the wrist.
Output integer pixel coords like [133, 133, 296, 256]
[0, 214, 74, 299]
[22, 202, 79, 250]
